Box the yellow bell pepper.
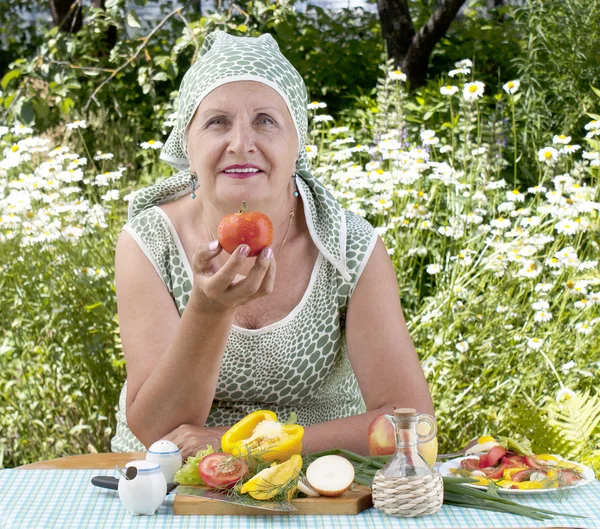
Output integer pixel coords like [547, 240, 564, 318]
[221, 410, 304, 463]
[503, 467, 528, 479]
[240, 454, 303, 500]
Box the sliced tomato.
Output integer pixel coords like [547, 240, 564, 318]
[510, 469, 536, 482]
[523, 455, 548, 470]
[478, 446, 507, 469]
[502, 455, 526, 467]
[482, 462, 509, 479]
[460, 458, 480, 471]
[198, 453, 248, 489]
[558, 469, 582, 486]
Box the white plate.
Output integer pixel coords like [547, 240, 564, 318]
[439, 456, 596, 495]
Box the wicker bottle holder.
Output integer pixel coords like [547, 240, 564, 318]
[372, 470, 444, 517]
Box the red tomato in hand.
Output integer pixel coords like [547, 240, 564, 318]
[218, 202, 273, 257]
[198, 453, 248, 489]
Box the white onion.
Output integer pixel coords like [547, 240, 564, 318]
[297, 478, 320, 497]
[306, 455, 355, 497]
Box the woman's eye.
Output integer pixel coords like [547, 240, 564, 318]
[208, 118, 226, 126]
[258, 117, 275, 125]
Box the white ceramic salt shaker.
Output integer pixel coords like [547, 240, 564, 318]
[146, 440, 183, 483]
[118, 460, 167, 516]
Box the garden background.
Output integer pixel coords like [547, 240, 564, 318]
[1, 0, 599, 471]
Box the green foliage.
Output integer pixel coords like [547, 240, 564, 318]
[511, 0, 600, 184]
[2, 0, 600, 471]
[0, 0, 382, 162]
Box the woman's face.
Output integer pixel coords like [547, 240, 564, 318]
[186, 81, 299, 210]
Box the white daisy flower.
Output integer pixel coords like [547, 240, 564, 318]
[575, 322, 592, 335]
[503, 80, 520, 94]
[535, 282, 553, 293]
[93, 151, 114, 161]
[555, 219, 578, 235]
[561, 144, 581, 154]
[538, 147, 558, 163]
[389, 69, 407, 82]
[66, 120, 87, 130]
[140, 140, 163, 150]
[313, 114, 334, 123]
[552, 134, 571, 145]
[560, 361, 576, 374]
[305, 145, 319, 160]
[329, 126, 349, 135]
[574, 298, 591, 309]
[420, 130, 438, 145]
[487, 179, 507, 190]
[532, 300, 550, 311]
[527, 337, 544, 350]
[556, 388, 576, 402]
[438, 226, 454, 237]
[490, 217, 511, 229]
[463, 81, 485, 101]
[534, 310, 553, 322]
[449, 68, 470, 77]
[506, 189, 525, 202]
[307, 101, 327, 110]
[450, 251, 474, 266]
[10, 124, 34, 135]
[440, 85, 459, 96]
[439, 145, 453, 154]
[584, 120, 600, 131]
[101, 189, 120, 201]
[527, 185, 546, 194]
[426, 264, 442, 275]
[0, 125, 8, 137]
[455, 59, 473, 69]
[456, 341, 469, 353]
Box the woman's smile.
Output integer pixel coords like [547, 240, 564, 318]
[220, 163, 265, 179]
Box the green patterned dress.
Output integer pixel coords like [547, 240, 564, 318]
[110, 170, 378, 452]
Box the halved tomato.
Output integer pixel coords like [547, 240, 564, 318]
[198, 452, 249, 489]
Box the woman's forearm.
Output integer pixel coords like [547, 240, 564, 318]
[127, 292, 235, 447]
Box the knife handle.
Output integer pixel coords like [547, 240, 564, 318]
[91, 476, 178, 495]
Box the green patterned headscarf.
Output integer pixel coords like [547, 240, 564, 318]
[160, 30, 310, 172]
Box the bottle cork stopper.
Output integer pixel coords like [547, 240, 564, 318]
[393, 408, 416, 417]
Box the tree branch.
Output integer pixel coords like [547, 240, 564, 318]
[84, 7, 182, 112]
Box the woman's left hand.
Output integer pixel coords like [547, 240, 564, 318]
[162, 424, 229, 460]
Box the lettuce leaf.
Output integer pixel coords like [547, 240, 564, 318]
[173, 445, 215, 485]
[498, 436, 534, 456]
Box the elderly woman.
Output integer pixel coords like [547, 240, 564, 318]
[111, 31, 434, 459]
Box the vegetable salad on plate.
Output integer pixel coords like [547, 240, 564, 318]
[450, 436, 586, 490]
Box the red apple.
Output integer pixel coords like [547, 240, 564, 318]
[367, 413, 438, 467]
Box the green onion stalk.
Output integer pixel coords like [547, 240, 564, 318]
[306, 449, 586, 522]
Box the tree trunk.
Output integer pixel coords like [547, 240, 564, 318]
[92, 0, 117, 52]
[377, 0, 468, 88]
[376, 0, 415, 63]
[49, 0, 83, 33]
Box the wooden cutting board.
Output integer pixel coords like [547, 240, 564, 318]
[174, 484, 373, 515]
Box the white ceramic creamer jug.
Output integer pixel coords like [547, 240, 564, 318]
[118, 460, 167, 516]
[146, 440, 182, 483]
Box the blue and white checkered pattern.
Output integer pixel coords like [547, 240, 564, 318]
[0, 469, 598, 529]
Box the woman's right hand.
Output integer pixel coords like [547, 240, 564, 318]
[190, 241, 276, 313]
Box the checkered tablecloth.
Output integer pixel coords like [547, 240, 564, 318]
[0, 469, 597, 529]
